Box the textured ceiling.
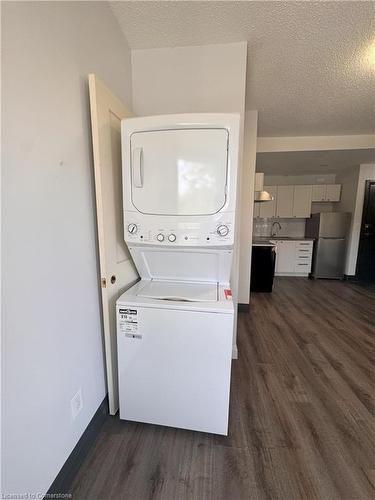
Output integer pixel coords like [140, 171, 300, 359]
[256, 148, 375, 175]
[110, 1, 375, 137]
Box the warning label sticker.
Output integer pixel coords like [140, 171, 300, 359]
[118, 308, 141, 339]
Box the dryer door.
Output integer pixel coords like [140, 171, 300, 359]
[130, 128, 228, 216]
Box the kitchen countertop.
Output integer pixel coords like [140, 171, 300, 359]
[252, 240, 276, 247]
[252, 236, 315, 246]
[270, 237, 314, 241]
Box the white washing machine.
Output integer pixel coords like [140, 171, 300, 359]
[117, 280, 233, 435]
[117, 113, 240, 435]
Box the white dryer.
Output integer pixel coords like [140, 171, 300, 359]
[117, 114, 240, 435]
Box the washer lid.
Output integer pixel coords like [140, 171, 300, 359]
[128, 245, 233, 283]
[137, 280, 218, 302]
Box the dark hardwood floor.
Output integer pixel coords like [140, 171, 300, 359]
[70, 278, 375, 500]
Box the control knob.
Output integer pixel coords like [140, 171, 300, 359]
[217, 225, 229, 237]
[168, 234, 176, 242]
[127, 223, 138, 234]
[156, 233, 165, 242]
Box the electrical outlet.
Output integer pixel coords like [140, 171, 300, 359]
[71, 389, 83, 420]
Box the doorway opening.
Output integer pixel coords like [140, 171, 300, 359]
[356, 180, 375, 283]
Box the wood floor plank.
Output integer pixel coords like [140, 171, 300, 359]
[70, 278, 375, 500]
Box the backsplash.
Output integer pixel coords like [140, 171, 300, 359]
[253, 218, 306, 238]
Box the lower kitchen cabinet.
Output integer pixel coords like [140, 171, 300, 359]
[274, 241, 295, 273]
[271, 239, 313, 276]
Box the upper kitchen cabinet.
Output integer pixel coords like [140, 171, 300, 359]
[325, 184, 341, 202]
[259, 186, 277, 218]
[276, 185, 294, 217]
[312, 184, 341, 202]
[293, 185, 312, 218]
[253, 201, 260, 218]
[312, 184, 326, 202]
[253, 182, 342, 219]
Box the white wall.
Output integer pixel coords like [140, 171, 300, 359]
[258, 135, 375, 153]
[310, 203, 335, 214]
[238, 111, 258, 304]
[264, 174, 336, 185]
[343, 164, 375, 275]
[132, 43, 247, 116]
[2, 2, 133, 495]
[336, 166, 360, 274]
[336, 167, 360, 215]
[131, 42, 251, 353]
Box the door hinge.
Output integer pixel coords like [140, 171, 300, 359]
[101, 277, 107, 288]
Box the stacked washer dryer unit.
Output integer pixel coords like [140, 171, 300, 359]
[116, 114, 240, 435]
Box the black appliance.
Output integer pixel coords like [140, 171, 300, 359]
[250, 244, 276, 293]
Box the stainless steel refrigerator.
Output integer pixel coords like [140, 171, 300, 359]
[305, 212, 351, 279]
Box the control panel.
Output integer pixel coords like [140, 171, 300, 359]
[124, 212, 235, 247]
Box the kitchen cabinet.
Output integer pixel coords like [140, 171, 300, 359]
[312, 184, 326, 202]
[274, 240, 295, 273]
[325, 184, 341, 202]
[293, 185, 312, 218]
[294, 241, 313, 274]
[276, 186, 294, 218]
[254, 173, 264, 191]
[259, 186, 277, 218]
[271, 239, 313, 276]
[312, 184, 341, 202]
[253, 183, 342, 219]
[253, 201, 260, 218]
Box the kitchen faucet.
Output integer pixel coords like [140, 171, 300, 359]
[271, 221, 282, 237]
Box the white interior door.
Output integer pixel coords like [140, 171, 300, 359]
[88, 74, 138, 415]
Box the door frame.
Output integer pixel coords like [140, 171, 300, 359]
[356, 179, 375, 279]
